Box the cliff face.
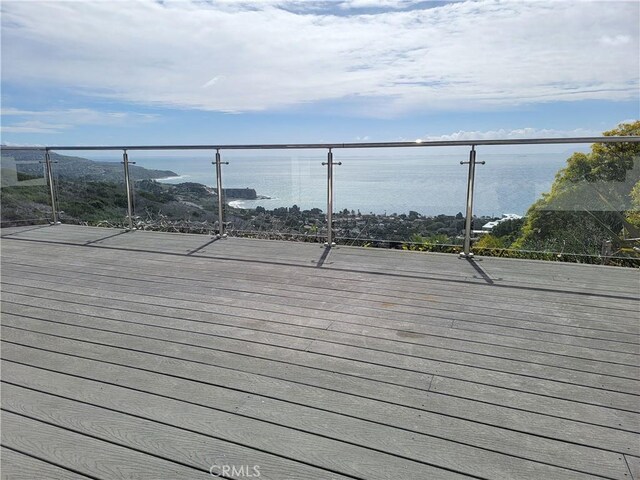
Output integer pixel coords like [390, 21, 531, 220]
[1, 149, 177, 182]
[213, 187, 257, 199]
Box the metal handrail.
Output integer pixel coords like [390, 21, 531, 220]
[2, 136, 640, 152]
[3, 136, 639, 257]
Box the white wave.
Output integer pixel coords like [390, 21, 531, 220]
[227, 200, 247, 209]
[156, 174, 190, 182]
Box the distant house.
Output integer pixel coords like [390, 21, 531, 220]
[482, 213, 523, 231]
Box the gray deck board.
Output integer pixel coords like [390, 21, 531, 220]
[3, 291, 636, 382]
[1, 412, 212, 479]
[3, 254, 637, 323]
[627, 455, 640, 480]
[3, 238, 637, 313]
[0, 344, 628, 480]
[4, 316, 639, 438]
[2, 262, 636, 364]
[3, 240, 637, 326]
[305, 341, 640, 411]
[2, 225, 639, 480]
[3, 273, 637, 355]
[4, 262, 637, 333]
[2, 384, 355, 480]
[2, 293, 637, 397]
[2, 356, 468, 480]
[4, 258, 636, 366]
[0, 447, 91, 480]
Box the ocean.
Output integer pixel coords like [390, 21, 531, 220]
[106, 150, 574, 217]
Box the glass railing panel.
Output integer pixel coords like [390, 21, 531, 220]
[472, 143, 640, 265]
[332, 147, 469, 252]
[221, 150, 327, 243]
[121, 150, 215, 233]
[0, 148, 52, 227]
[50, 150, 128, 227]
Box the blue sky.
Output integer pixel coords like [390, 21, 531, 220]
[1, 0, 638, 147]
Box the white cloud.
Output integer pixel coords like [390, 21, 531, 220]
[1, 141, 46, 147]
[422, 127, 602, 142]
[1, 1, 638, 116]
[0, 108, 159, 134]
[600, 34, 631, 46]
[1, 120, 69, 134]
[338, 0, 424, 9]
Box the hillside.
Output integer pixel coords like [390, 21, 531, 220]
[1, 148, 177, 183]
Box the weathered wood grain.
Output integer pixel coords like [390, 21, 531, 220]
[2, 225, 638, 480]
[3, 297, 638, 393]
[0, 447, 91, 480]
[2, 384, 356, 480]
[2, 354, 630, 480]
[4, 254, 637, 365]
[4, 252, 637, 323]
[1, 411, 213, 479]
[1, 365, 468, 480]
[626, 455, 640, 480]
[3, 331, 639, 465]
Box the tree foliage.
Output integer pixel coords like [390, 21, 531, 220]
[513, 121, 640, 256]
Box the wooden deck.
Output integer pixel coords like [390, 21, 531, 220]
[1, 224, 639, 480]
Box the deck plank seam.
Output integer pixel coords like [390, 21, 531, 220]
[7, 251, 637, 313]
[2, 377, 492, 480]
[426, 374, 435, 392]
[2, 384, 367, 480]
[5, 328, 640, 428]
[4, 277, 639, 350]
[2, 407, 245, 480]
[2, 370, 628, 480]
[624, 455, 637, 480]
[5, 265, 636, 338]
[15, 318, 638, 442]
[6, 309, 640, 397]
[4, 304, 640, 403]
[3, 251, 638, 313]
[8, 260, 637, 329]
[4, 226, 640, 480]
[5, 350, 639, 445]
[6, 284, 634, 372]
[3, 354, 636, 478]
[447, 318, 640, 368]
[5, 264, 636, 341]
[4, 235, 638, 301]
[7, 296, 638, 383]
[0, 444, 100, 480]
[1, 335, 436, 405]
[7, 321, 638, 435]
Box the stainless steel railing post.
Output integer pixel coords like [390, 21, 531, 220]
[44, 149, 60, 225]
[323, 149, 341, 247]
[214, 149, 228, 238]
[326, 149, 334, 246]
[460, 146, 485, 258]
[122, 149, 135, 231]
[462, 147, 476, 257]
